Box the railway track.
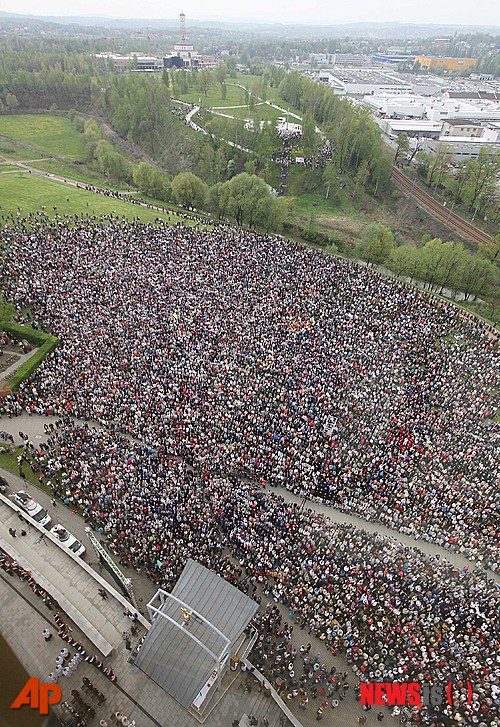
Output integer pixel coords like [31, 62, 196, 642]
[391, 167, 494, 246]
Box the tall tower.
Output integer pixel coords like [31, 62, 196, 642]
[179, 12, 186, 43]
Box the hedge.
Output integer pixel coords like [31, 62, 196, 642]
[2, 321, 59, 392]
[3, 320, 51, 346]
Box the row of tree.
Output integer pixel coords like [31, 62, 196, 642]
[410, 142, 500, 223]
[354, 223, 499, 312]
[170, 171, 287, 231]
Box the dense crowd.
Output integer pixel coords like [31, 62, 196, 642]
[0, 217, 499, 724]
[13, 422, 500, 725]
[1, 218, 497, 564]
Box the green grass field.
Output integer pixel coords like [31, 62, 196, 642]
[178, 82, 249, 108]
[0, 446, 46, 490]
[220, 103, 283, 123]
[0, 114, 85, 158]
[0, 173, 193, 225]
[32, 159, 132, 190]
[0, 139, 46, 161]
[0, 164, 23, 172]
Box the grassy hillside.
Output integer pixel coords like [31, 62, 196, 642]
[0, 114, 85, 158]
[0, 173, 192, 225]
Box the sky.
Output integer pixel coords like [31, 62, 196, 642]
[2, 0, 499, 26]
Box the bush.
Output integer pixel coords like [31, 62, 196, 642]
[2, 320, 59, 391]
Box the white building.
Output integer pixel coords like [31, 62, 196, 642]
[364, 93, 500, 124]
[319, 69, 412, 96]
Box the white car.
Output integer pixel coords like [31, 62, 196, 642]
[11, 490, 52, 528]
[50, 524, 86, 558]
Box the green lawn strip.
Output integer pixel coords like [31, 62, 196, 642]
[0, 114, 85, 158]
[5, 338, 59, 392]
[0, 173, 184, 224]
[178, 83, 249, 108]
[1, 320, 59, 392]
[0, 138, 50, 161]
[0, 164, 24, 172]
[213, 104, 282, 123]
[0, 446, 49, 491]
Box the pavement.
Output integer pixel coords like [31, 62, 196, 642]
[0, 349, 37, 390]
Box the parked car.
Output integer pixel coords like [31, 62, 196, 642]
[11, 490, 51, 528]
[50, 524, 86, 558]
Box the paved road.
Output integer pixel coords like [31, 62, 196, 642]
[272, 486, 499, 583]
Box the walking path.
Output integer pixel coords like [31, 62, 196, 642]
[1, 412, 497, 584]
[0, 348, 40, 390]
[184, 105, 254, 154]
[273, 486, 500, 583]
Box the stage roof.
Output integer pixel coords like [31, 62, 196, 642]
[134, 559, 258, 708]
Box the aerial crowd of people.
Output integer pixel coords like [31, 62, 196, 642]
[0, 215, 498, 725]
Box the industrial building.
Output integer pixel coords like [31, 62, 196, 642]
[372, 53, 412, 64]
[317, 68, 445, 97]
[310, 52, 371, 66]
[365, 94, 500, 123]
[414, 56, 478, 72]
[420, 135, 500, 160]
[94, 53, 164, 72]
[377, 118, 443, 139]
[318, 69, 412, 96]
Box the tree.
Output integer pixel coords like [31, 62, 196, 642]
[222, 172, 278, 228]
[478, 235, 500, 267]
[418, 238, 465, 293]
[456, 254, 498, 301]
[427, 143, 453, 189]
[393, 132, 410, 166]
[302, 112, 319, 160]
[98, 150, 132, 182]
[388, 244, 420, 281]
[133, 163, 170, 200]
[197, 69, 212, 97]
[420, 239, 465, 293]
[171, 172, 208, 209]
[215, 61, 227, 85]
[208, 182, 230, 219]
[462, 147, 500, 212]
[244, 159, 257, 175]
[5, 93, 19, 113]
[352, 160, 370, 199]
[258, 195, 287, 233]
[355, 224, 395, 266]
[323, 161, 342, 202]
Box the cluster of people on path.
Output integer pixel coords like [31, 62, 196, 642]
[0, 217, 499, 725]
[79, 184, 206, 223]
